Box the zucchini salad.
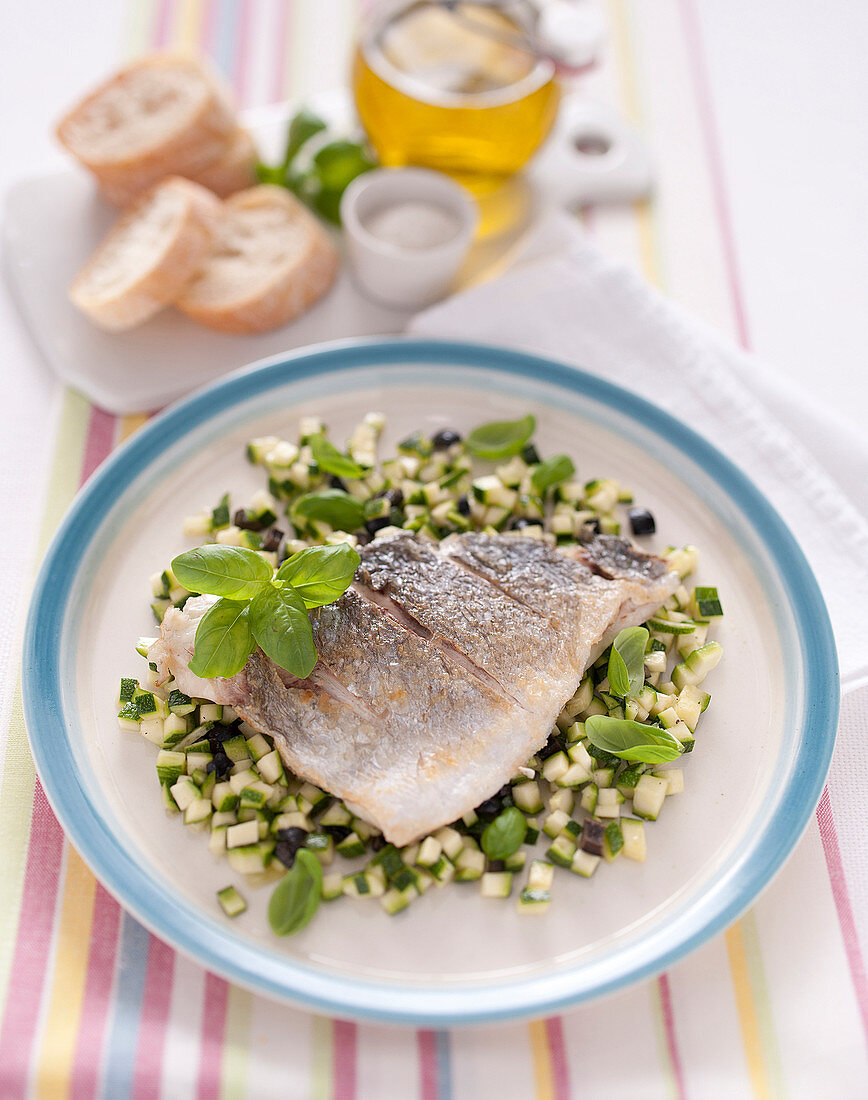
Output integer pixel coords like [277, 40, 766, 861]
[117, 412, 723, 934]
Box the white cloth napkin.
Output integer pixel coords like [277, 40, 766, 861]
[411, 215, 868, 689]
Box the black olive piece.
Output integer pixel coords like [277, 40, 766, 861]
[543, 730, 566, 756]
[355, 531, 372, 546]
[583, 517, 602, 536]
[330, 476, 348, 491]
[274, 841, 297, 868]
[369, 834, 386, 852]
[322, 824, 352, 842]
[276, 826, 309, 851]
[581, 820, 606, 856]
[206, 725, 236, 745]
[456, 494, 471, 516]
[432, 428, 461, 449]
[506, 516, 534, 531]
[206, 751, 233, 779]
[262, 527, 283, 553]
[628, 507, 656, 536]
[487, 860, 505, 872]
[522, 443, 541, 464]
[365, 516, 392, 536]
[384, 487, 404, 508]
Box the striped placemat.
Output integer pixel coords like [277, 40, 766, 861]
[0, 1, 865, 1096]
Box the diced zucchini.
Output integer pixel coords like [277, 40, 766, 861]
[184, 798, 212, 826]
[380, 885, 417, 914]
[221, 735, 250, 763]
[117, 703, 141, 733]
[336, 832, 367, 859]
[528, 860, 554, 892]
[548, 787, 574, 815]
[227, 840, 274, 874]
[546, 834, 577, 868]
[621, 818, 647, 862]
[455, 848, 485, 881]
[602, 821, 624, 862]
[229, 768, 259, 794]
[632, 775, 669, 820]
[322, 872, 344, 901]
[480, 871, 513, 898]
[428, 855, 456, 887]
[517, 888, 550, 913]
[209, 826, 228, 856]
[595, 787, 624, 819]
[434, 826, 464, 861]
[580, 783, 598, 815]
[512, 780, 544, 815]
[652, 768, 684, 795]
[217, 886, 246, 917]
[571, 850, 601, 878]
[416, 836, 443, 868]
[540, 751, 569, 784]
[227, 819, 260, 849]
[256, 750, 285, 785]
[169, 777, 200, 812]
[319, 801, 353, 829]
[245, 733, 270, 761]
[542, 809, 570, 839]
[211, 782, 238, 812]
[155, 750, 185, 785]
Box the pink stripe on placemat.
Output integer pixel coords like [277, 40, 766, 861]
[678, 0, 749, 349]
[816, 787, 868, 1043]
[0, 783, 66, 1088]
[153, 0, 174, 50]
[69, 885, 122, 1100]
[80, 407, 117, 483]
[544, 1017, 571, 1100]
[333, 1019, 358, 1100]
[233, 0, 254, 107]
[130, 936, 177, 1100]
[657, 974, 687, 1100]
[418, 1029, 438, 1100]
[270, 0, 291, 104]
[196, 972, 230, 1100]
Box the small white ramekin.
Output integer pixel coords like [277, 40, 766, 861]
[340, 167, 477, 310]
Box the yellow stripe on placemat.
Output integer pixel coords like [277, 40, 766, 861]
[175, 0, 204, 50]
[310, 1015, 334, 1100]
[33, 851, 99, 1099]
[119, 412, 151, 441]
[219, 984, 253, 1100]
[726, 915, 786, 1100]
[0, 391, 92, 1015]
[528, 1019, 555, 1100]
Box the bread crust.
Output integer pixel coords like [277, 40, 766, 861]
[69, 177, 221, 331]
[175, 187, 339, 334]
[57, 54, 237, 200]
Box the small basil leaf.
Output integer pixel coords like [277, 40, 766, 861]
[608, 626, 649, 699]
[466, 415, 536, 460]
[312, 140, 376, 192]
[276, 543, 360, 608]
[268, 849, 323, 936]
[171, 545, 273, 600]
[249, 584, 317, 679]
[293, 490, 366, 532]
[282, 108, 327, 169]
[607, 646, 630, 698]
[309, 434, 367, 480]
[530, 454, 575, 496]
[481, 806, 527, 861]
[584, 715, 683, 764]
[189, 599, 254, 679]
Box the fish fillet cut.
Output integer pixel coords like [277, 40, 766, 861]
[150, 532, 679, 845]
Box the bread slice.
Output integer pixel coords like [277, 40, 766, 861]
[175, 186, 339, 333]
[70, 177, 221, 331]
[190, 128, 258, 198]
[57, 54, 237, 202]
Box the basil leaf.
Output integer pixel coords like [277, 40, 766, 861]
[312, 140, 376, 191]
[466, 415, 536, 460]
[282, 108, 327, 170]
[309, 434, 367, 480]
[276, 543, 360, 608]
[481, 806, 527, 861]
[268, 849, 323, 936]
[189, 599, 254, 679]
[294, 490, 366, 531]
[608, 626, 649, 699]
[171, 545, 273, 600]
[530, 454, 575, 496]
[584, 715, 683, 764]
[249, 584, 317, 679]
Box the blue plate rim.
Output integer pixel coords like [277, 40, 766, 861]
[22, 337, 839, 1025]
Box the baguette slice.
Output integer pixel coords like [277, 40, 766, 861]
[57, 54, 237, 201]
[175, 186, 339, 334]
[190, 127, 258, 198]
[70, 177, 221, 331]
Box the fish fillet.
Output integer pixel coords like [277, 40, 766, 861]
[150, 532, 679, 845]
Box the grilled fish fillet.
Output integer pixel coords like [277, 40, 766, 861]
[151, 532, 678, 845]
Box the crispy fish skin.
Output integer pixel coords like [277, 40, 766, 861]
[151, 532, 679, 845]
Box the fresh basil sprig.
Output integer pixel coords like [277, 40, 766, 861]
[293, 489, 366, 532]
[276, 543, 361, 609]
[171, 542, 359, 680]
[607, 626, 649, 699]
[188, 599, 253, 679]
[309, 433, 367, 480]
[172, 544, 273, 600]
[481, 806, 527, 861]
[466, 415, 536, 460]
[584, 715, 683, 764]
[268, 849, 323, 935]
[530, 454, 575, 496]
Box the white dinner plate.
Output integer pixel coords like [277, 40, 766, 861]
[22, 339, 838, 1024]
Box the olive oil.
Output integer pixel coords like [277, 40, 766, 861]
[353, 1, 560, 192]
